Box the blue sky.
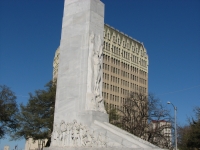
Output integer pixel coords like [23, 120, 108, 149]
[0, 0, 200, 149]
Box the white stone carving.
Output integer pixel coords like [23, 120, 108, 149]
[86, 32, 106, 113]
[51, 120, 108, 148]
[87, 32, 95, 94]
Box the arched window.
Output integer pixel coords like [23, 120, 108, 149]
[113, 36, 116, 42]
[107, 33, 110, 39]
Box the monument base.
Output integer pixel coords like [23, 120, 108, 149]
[44, 147, 151, 150]
[49, 119, 163, 150]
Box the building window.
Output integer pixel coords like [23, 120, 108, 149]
[113, 36, 115, 42]
[107, 33, 110, 40]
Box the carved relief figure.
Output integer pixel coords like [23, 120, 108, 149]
[65, 123, 71, 146]
[60, 120, 67, 146]
[86, 32, 106, 113]
[93, 35, 102, 96]
[88, 32, 95, 93]
[86, 32, 97, 111]
[51, 120, 110, 148]
[79, 123, 84, 146]
[52, 124, 58, 140]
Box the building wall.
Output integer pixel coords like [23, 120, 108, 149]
[4, 146, 9, 150]
[25, 138, 48, 150]
[53, 24, 149, 111]
[151, 120, 172, 148]
[102, 24, 148, 111]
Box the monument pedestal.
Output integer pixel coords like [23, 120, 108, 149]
[46, 119, 162, 149]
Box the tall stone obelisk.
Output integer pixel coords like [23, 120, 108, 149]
[51, 0, 108, 146]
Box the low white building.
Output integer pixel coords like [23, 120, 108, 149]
[25, 138, 48, 150]
[4, 146, 9, 150]
[151, 120, 172, 148]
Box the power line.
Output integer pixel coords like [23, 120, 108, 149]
[157, 84, 200, 96]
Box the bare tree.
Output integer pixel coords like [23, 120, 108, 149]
[110, 92, 173, 149]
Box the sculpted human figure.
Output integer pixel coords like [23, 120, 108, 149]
[86, 131, 93, 147]
[51, 124, 59, 146]
[57, 125, 62, 145]
[93, 48, 100, 96]
[71, 120, 79, 146]
[93, 35, 106, 113]
[54, 126, 62, 145]
[95, 38, 106, 112]
[60, 120, 67, 146]
[75, 123, 81, 146]
[69, 123, 73, 146]
[65, 123, 71, 146]
[52, 124, 57, 140]
[94, 35, 103, 96]
[86, 33, 106, 113]
[79, 123, 85, 146]
[87, 32, 95, 94]
[86, 32, 97, 111]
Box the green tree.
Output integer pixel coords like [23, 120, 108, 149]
[178, 107, 200, 150]
[11, 81, 56, 146]
[0, 85, 18, 139]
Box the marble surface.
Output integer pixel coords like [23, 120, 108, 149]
[52, 0, 107, 145]
[54, 0, 105, 125]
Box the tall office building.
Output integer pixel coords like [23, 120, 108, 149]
[53, 24, 149, 111]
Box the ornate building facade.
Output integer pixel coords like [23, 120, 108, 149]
[151, 120, 172, 148]
[53, 24, 149, 112]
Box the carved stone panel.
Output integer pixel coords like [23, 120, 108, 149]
[86, 32, 106, 113]
[51, 120, 109, 148]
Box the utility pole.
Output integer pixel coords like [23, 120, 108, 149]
[167, 101, 177, 150]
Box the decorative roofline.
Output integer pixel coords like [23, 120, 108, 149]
[105, 24, 141, 44]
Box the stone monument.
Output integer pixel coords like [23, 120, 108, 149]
[47, 0, 163, 149]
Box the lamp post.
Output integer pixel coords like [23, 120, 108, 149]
[167, 101, 177, 150]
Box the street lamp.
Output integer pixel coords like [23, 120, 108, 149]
[167, 101, 177, 150]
